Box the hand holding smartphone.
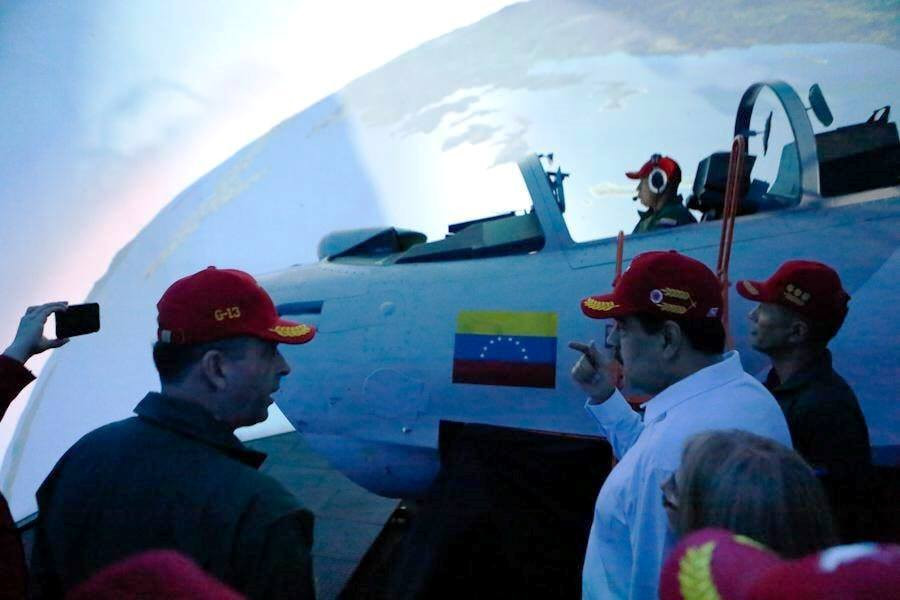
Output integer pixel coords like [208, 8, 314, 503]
[3, 302, 97, 364]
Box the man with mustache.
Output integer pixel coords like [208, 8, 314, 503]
[571, 251, 791, 600]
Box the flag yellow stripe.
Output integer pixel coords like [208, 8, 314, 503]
[456, 310, 557, 337]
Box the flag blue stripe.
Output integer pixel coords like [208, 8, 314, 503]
[453, 333, 557, 364]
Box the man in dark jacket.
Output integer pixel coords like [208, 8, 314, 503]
[1, 302, 70, 600]
[737, 260, 871, 539]
[626, 154, 696, 234]
[31, 267, 318, 599]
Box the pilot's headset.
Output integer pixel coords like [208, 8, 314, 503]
[647, 153, 669, 195]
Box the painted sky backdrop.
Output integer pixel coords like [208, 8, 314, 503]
[2, 0, 897, 504]
[0, 0, 518, 457]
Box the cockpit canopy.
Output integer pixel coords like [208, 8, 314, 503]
[319, 82, 899, 265]
[689, 102, 899, 221]
[318, 211, 544, 265]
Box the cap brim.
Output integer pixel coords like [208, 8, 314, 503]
[261, 317, 316, 344]
[625, 168, 648, 180]
[736, 279, 775, 302]
[581, 293, 632, 319]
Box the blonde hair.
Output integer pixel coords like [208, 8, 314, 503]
[676, 429, 837, 558]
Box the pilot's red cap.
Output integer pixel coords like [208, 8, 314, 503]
[157, 267, 316, 345]
[581, 251, 722, 321]
[736, 260, 850, 326]
[626, 154, 682, 182]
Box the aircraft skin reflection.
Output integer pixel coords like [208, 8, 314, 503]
[262, 81, 900, 499]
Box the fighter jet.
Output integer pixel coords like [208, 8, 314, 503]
[261, 80, 900, 498]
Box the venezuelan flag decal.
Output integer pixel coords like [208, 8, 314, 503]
[452, 310, 558, 389]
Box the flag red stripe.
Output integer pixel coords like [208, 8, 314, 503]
[452, 359, 556, 389]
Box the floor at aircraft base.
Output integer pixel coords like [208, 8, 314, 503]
[248, 431, 399, 600]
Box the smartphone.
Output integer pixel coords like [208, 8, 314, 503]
[55, 303, 100, 338]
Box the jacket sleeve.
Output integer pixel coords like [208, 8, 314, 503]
[0, 495, 28, 600]
[585, 390, 644, 460]
[28, 515, 65, 600]
[0, 355, 35, 422]
[234, 505, 316, 600]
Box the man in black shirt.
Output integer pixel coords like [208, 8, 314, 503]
[737, 260, 872, 539]
[31, 267, 318, 599]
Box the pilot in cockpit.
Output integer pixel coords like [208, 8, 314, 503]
[627, 154, 696, 234]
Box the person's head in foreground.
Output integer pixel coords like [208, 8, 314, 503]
[663, 430, 837, 558]
[659, 528, 900, 600]
[579, 250, 725, 395]
[152, 266, 315, 430]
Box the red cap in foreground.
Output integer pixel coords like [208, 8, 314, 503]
[67, 550, 244, 600]
[749, 541, 900, 600]
[660, 528, 900, 600]
[660, 529, 780, 600]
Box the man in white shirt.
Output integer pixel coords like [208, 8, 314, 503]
[570, 250, 791, 600]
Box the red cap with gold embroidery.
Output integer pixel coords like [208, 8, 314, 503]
[581, 251, 722, 321]
[157, 267, 316, 345]
[660, 528, 781, 600]
[736, 260, 850, 326]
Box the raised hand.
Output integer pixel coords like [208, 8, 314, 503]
[569, 340, 621, 403]
[4, 302, 70, 364]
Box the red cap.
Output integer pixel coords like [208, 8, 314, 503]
[581, 251, 722, 321]
[749, 543, 900, 600]
[626, 154, 682, 182]
[736, 260, 850, 326]
[157, 267, 316, 345]
[68, 550, 244, 599]
[661, 528, 900, 600]
[660, 529, 781, 600]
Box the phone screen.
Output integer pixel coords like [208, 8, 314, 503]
[55, 303, 100, 338]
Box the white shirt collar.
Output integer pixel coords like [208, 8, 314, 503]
[642, 351, 745, 424]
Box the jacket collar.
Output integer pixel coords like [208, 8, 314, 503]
[642, 351, 744, 425]
[636, 194, 684, 219]
[765, 349, 834, 393]
[134, 392, 267, 468]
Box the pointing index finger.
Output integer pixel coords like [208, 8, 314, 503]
[568, 340, 599, 367]
[568, 341, 590, 353]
